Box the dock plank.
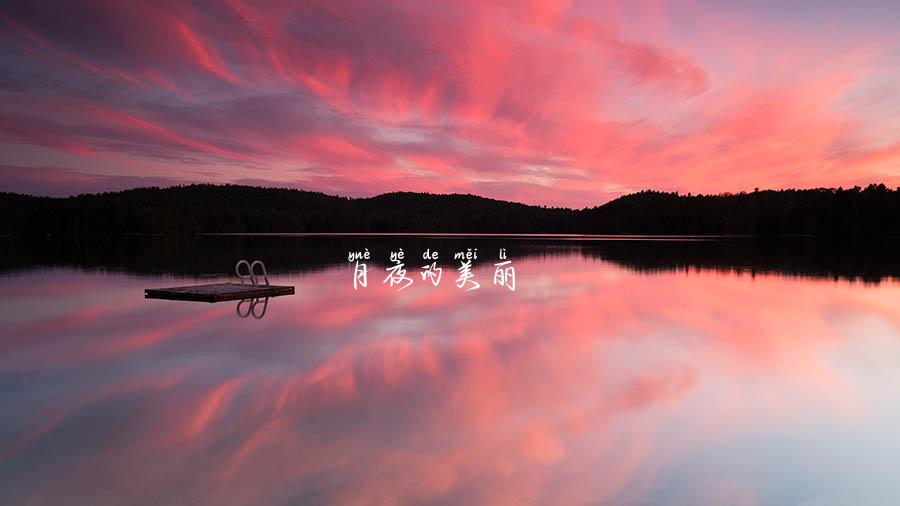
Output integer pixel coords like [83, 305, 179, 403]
[145, 282, 294, 302]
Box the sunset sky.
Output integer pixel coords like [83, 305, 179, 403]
[1, 0, 899, 207]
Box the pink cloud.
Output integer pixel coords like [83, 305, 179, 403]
[0, 165, 187, 196]
[0, 0, 898, 205]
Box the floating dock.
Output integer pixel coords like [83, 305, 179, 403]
[144, 282, 294, 303]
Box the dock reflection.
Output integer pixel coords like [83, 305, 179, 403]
[236, 297, 269, 319]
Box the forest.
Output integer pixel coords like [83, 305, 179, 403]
[2, 183, 900, 236]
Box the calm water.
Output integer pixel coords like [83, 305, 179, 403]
[2, 236, 900, 505]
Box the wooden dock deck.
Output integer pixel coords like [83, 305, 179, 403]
[145, 282, 295, 302]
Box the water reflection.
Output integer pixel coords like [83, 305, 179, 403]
[2, 241, 900, 505]
[4, 234, 900, 283]
[235, 297, 269, 319]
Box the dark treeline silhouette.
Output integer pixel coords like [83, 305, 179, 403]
[2, 183, 900, 236]
[0, 185, 575, 235]
[579, 184, 900, 235]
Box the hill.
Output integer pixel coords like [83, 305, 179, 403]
[0, 184, 576, 235]
[577, 185, 900, 235]
[2, 183, 900, 236]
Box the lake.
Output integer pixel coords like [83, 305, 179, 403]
[2, 235, 900, 505]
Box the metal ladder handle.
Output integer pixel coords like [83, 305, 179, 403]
[235, 259, 254, 285]
[250, 260, 269, 286]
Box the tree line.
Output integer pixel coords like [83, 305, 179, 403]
[2, 183, 900, 236]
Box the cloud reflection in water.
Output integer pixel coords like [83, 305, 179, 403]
[2, 255, 900, 505]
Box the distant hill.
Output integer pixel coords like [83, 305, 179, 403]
[2, 183, 900, 236]
[579, 185, 900, 235]
[0, 184, 575, 235]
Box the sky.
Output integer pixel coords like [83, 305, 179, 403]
[0, 0, 899, 207]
